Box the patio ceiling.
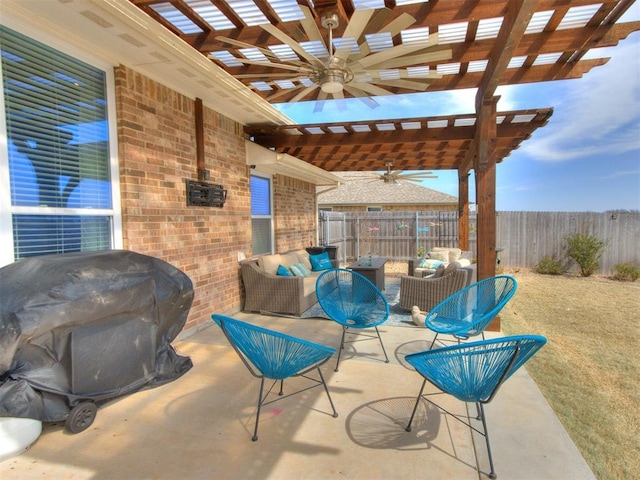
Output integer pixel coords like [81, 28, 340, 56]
[130, 0, 639, 105]
[129, 0, 638, 172]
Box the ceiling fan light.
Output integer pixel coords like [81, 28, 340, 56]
[320, 70, 345, 93]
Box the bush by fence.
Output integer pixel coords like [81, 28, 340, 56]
[319, 210, 639, 275]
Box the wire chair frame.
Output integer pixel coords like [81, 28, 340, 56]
[315, 268, 390, 371]
[404, 335, 547, 479]
[212, 314, 338, 441]
[426, 275, 517, 349]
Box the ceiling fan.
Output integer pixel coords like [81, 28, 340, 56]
[343, 162, 438, 185]
[216, 7, 452, 107]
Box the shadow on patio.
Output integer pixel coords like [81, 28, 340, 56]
[0, 311, 595, 480]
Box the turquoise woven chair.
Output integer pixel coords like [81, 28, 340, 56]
[426, 275, 517, 349]
[315, 268, 390, 371]
[405, 335, 547, 479]
[211, 314, 338, 441]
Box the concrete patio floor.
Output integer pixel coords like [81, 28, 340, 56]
[0, 311, 595, 480]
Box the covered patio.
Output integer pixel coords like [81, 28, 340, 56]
[132, 0, 639, 283]
[0, 312, 595, 480]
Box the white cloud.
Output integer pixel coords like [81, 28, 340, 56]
[602, 168, 640, 180]
[520, 38, 640, 162]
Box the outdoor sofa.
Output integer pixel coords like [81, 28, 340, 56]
[240, 249, 338, 317]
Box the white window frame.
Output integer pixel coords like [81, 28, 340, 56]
[0, 20, 122, 267]
[250, 170, 274, 256]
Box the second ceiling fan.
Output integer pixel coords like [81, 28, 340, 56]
[217, 6, 452, 107]
[343, 162, 438, 185]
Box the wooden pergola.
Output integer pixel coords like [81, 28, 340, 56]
[131, 0, 639, 283]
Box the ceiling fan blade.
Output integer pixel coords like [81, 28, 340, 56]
[290, 85, 319, 102]
[351, 42, 432, 70]
[312, 90, 330, 112]
[400, 173, 438, 179]
[351, 11, 415, 60]
[380, 13, 417, 38]
[368, 78, 433, 91]
[215, 36, 281, 61]
[354, 69, 441, 81]
[234, 58, 313, 73]
[260, 23, 325, 68]
[365, 46, 453, 70]
[346, 81, 393, 96]
[266, 84, 307, 102]
[234, 72, 306, 79]
[334, 9, 376, 60]
[343, 86, 380, 108]
[299, 5, 327, 49]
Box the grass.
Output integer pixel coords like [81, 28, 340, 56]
[499, 270, 640, 480]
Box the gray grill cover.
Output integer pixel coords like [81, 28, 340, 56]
[0, 250, 194, 422]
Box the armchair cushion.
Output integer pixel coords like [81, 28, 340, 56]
[428, 251, 449, 262]
[431, 246, 462, 263]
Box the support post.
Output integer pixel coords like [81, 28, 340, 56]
[475, 96, 500, 330]
[457, 171, 470, 252]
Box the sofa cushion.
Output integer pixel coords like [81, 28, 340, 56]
[281, 252, 300, 268]
[258, 254, 283, 275]
[294, 249, 313, 271]
[309, 251, 333, 271]
[276, 264, 293, 276]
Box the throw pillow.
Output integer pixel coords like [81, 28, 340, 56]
[432, 264, 446, 278]
[276, 264, 292, 276]
[444, 261, 462, 276]
[290, 263, 310, 277]
[420, 259, 444, 269]
[309, 251, 332, 271]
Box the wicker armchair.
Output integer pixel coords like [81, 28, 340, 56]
[398, 268, 471, 312]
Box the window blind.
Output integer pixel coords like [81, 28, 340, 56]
[1, 26, 114, 260]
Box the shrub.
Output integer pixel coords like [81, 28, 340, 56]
[564, 233, 607, 277]
[612, 263, 640, 282]
[535, 256, 564, 275]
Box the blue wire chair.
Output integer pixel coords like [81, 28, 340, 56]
[315, 268, 390, 371]
[426, 275, 517, 349]
[405, 335, 547, 479]
[211, 314, 338, 441]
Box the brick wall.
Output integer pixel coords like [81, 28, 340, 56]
[115, 65, 252, 332]
[273, 176, 317, 252]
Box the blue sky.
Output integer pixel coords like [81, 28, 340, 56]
[275, 7, 640, 212]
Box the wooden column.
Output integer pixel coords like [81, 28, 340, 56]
[475, 96, 500, 330]
[457, 171, 470, 251]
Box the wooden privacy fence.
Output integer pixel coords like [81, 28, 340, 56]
[318, 210, 640, 275]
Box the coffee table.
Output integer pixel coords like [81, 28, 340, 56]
[347, 257, 387, 290]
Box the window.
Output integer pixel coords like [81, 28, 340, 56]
[0, 25, 120, 265]
[367, 207, 383, 212]
[250, 173, 273, 255]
